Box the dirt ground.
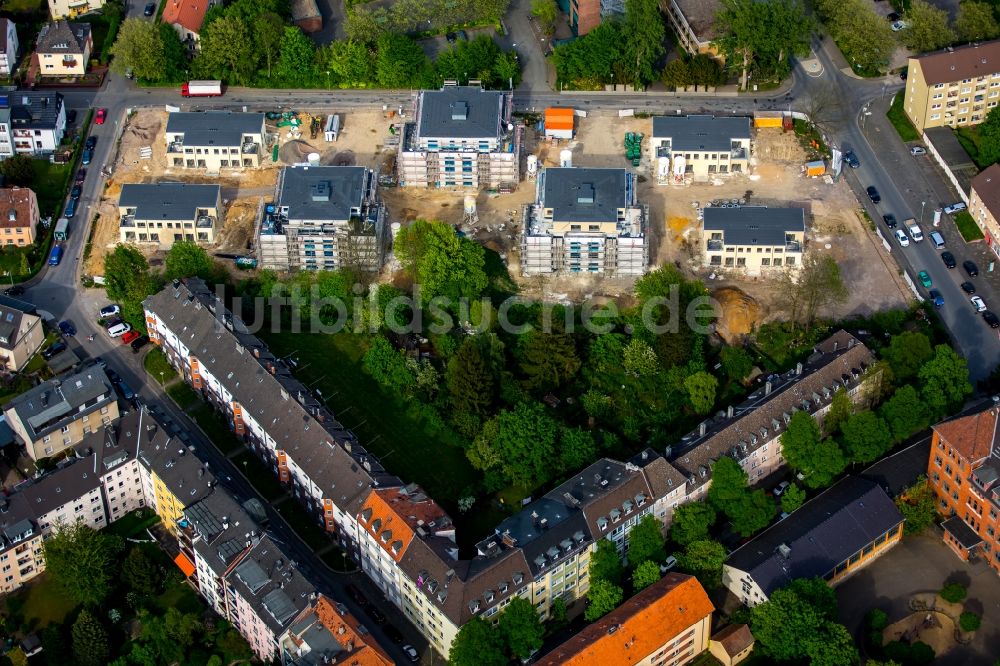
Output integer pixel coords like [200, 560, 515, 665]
[883, 611, 957, 656]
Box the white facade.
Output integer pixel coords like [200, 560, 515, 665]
[0, 20, 19, 77]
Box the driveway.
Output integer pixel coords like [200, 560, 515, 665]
[497, 0, 552, 92]
[836, 532, 1000, 665]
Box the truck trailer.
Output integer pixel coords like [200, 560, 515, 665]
[181, 81, 223, 97]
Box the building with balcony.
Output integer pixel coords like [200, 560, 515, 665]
[969, 164, 1000, 259]
[0, 187, 39, 247]
[904, 40, 1000, 134]
[0, 19, 20, 78]
[536, 573, 714, 666]
[4, 366, 118, 461]
[521, 167, 648, 276]
[35, 21, 90, 77]
[651, 115, 752, 180]
[47, 0, 103, 19]
[0, 294, 44, 373]
[672, 331, 875, 501]
[663, 0, 721, 58]
[257, 166, 387, 272]
[279, 594, 394, 666]
[701, 206, 805, 274]
[723, 476, 904, 606]
[164, 111, 267, 170]
[118, 183, 222, 248]
[162, 0, 214, 51]
[398, 85, 520, 189]
[0, 91, 66, 156]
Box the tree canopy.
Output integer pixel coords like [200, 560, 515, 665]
[840, 410, 893, 464]
[589, 539, 623, 585]
[677, 539, 727, 589]
[882, 331, 933, 382]
[900, 0, 956, 52]
[395, 219, 488, 307]
[895, 477, 938, 535]
[449, 617, 506, 666]
[585, 578, 624, 621]
[669, 502, 717, 546]
[498, 598, 544, 661]
[955, 1, 1000, 41]
[164, 241, 217, 281]
[714, 0, 813, 89]
[977, 106, 1000, 166]
[918, 344, 972, 418]
[633, 560, 662, 591]
[627, 515, 666, 568]
[43, 523, 121, 607]
[880, 384, 930, 443]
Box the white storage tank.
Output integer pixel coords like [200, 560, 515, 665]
[527, 154, 538, 175]
[391, 222, 402, 239]
[307, 152, 321, 166]
[464, 195, 477, 216]
[657, 156, 670, 177]
[559, 149, 573, 168]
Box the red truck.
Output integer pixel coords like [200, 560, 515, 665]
[181, 80, 223, 97]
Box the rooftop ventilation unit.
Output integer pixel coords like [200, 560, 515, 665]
[451, 102, 468, 121]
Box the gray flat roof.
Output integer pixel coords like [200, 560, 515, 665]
[540, 167, 629, 223]
[652, 115, 752, 151]
[119, 183, 220, 221]
[277, 166, 367, 222]
[165, 111, 265, 146]
[7, 367, 112, 438]
[703, 206, 805, 245]
[417, 86, 503, 140]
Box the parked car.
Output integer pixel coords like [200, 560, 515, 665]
[944, 202, 967, 214]
[143, 2, 155, 15]
[116, 381, 135, 401]
[42, 342, 66, 360]
[367, 607, 386, 624]
[81, 148, 93, 165]
[894, 229, 909, 247]
[844, 151, 860, 168]
[659, 555, 678, 573]
[941, 251, 957, 269]
[130, 335, 150, 352]
[918, 270, 932, 288]
[4, 286, 24, 296]
[70, 184, 82, 199]
[401, 645, 419, 663]
[346, 584, 368, 606]
[121, 330, 140, 345]
[95, 108, 107, 125]
[964, 260, 979, 277]
[882, 214, 897, 229]
[75, 168, 87, 184]
[106, 368, 122, 384]
[99, 304, 121, 318]
[962, 281, 977, 295]
[887, 11, 900, 20]
[104, 316, 123, 329]
[910, 146, 927, 155]
[866, 186, 881, 203]
[383, 625, 404, 644]
[984, 311, 1000, 328]
[929, 289, 944, 307]
[971, 296, 987, 312]
[774, 481, 791, 496]
[107, 322, 132, 338]
[891, 19, 906, 31]
[67, 109, 78, 124]
[85, 135, 97, 150]
[58, 320, 76, 336]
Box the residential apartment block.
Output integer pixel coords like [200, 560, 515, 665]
[968, 163, 1000, 259]
[258, 165, 387, 272]
[35, 21, 91, 77]
[702, 206, 805, 273]
[928, 403, 1000, 574]
[118, 182, 222, 248]
[0, 19, 19, 78]
[663, 0, 720, 58]
[280, 594, 394, 666]
[0, 294, 44, 373]
[671, 330, 875, 501]
[46, 0, 104, 20]
[651, 115, 752, 180]
[904, 40, 1000, 134]
[398, 85, 520, 189]
[0, 187, 39, 247]
[165, 111, 267, 170]
[521, 167, 648, 276]
[536, 573, 714, 666]
[136, 421, 216, 535]
[723, 476, 904, 606]
[0, 91, 66, 157]
[4, 366, 119, 461]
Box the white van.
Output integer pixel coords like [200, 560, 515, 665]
[107, 322, 132, 338]
[929, 231, 946, 249]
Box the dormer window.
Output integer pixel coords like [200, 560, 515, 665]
[485, 589, 495, 603]
[371, 518, 382, 532]
[610, 509, 621, 522]
[360, 508, 372, 523]
[597, 517, 608, 531]
[469, 600, 481, 613]
[635, 493, 646, 506]
[380, 529, 392, 543]
[513, 572, 524, 585]
[623, 500, 633, 513]
[500, 582, 509, 593]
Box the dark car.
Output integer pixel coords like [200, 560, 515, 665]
[143, 2, 155, 15]
[844, 151, 860, 168]
[882, 214, 897, 229]
[71, 184, 82, 199]
[104, 317, 123, 329]
[42, 341, 66, 360]
[81, 148, 93, 165]
[346, 584, 368, 606]
[4, 285, 24, 296]
[941, 251, 957, 269]
[964, 260, 979, 277]
[130, 334, 150, 352]
[85, 135, 97, 150]
[67, 109, 78, 124]
[58, 320, 76, 336]
[116, 381, 135, 401]
[984, 311, 1000, 328]
[106, 368, 122, 384]
[383, 625, 404, 644]
[899, 68, 908, 80]
[888, 11, 900, 21]
[929, 289, 944, 307]
[962, 281, 976, 294]
[367, 607, 387, 624]
[445, 32, 457, 43]
[866, 186, 881, 203]
[75, 169, 87, 185]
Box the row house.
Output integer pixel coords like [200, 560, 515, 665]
[164, 111, 267, 170]
[0, 91, 66, 157]
[968, 164, 1000, 260]
[904, 39, 1000, 134]
[118, 182, 223, 249]
[279, 593, 394, 666]
[651, 115, 752, 180]
[0, 293, 44, 373]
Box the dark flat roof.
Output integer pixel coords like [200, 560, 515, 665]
[417, 86, 503, 140]
[165, 112, 265, 146]
[119, 183, 220, 221]
[703, 206, 805, 245]
[942, 516, 983, 549]
[277, 166, 368, 222]
[540, 167, 629, 223]
[652, 115, 752, 151]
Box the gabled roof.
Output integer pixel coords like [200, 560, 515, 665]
[972, 163, 1000, 222]
[283, 595, 394, 666]
[703, 206, 805, 246]
[711, 623, 754, 657]
[652, 115, 752, 151]
[416, 86, 504, 140]
[726, 476, 904, 597]
[932, 405, 1000, 464]
[161, 0, 211, 34]
[1, 92, 63, 130]
[0, 290, 38, 351]
[357, 485, 451, 563]
[119, 183, 220, 222]
[539, 168, 630, 224]
[536, 573, 714, 665]
[227, 534, 316, 634]
[35, 21, 89, 54]
[0, 187, 37, 229]
[912, 39, 1000, 86]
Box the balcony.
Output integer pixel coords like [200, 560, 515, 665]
[786, 241, 802, 253]
[167, 141, 184, 154]
[195, 215, 215, 229]
[120, 215, 135, 228]
[707, 239, 724, 251]
[241, 142, 259, 154]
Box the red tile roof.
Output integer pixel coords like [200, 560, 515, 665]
[536, 573, 714, 666]
[358, 486, 451, 562]
[162, 0, 210, 34]
[311, 595, 394, 666]
[933, 405, 1000, 463]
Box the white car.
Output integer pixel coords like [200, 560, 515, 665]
[972, 296, 988, 312]
[910, 146, 927, 156]
[99, 304, 121, 318]
[944, 202, 967, 214]
[401, 645, 419, 663]
[894, 229, 910, 247]
[774, 481, 791, 496]
[659, 555, 678, 574]
[891, 20, 907, 31]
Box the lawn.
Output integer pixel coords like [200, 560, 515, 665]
[5, 575, 77, 628]
[277, 502, 331, 551]
[233, 450, 285, 501]
[154, 580, 205, 615]
[257, 331, 480, 506]
[955, 126, 990, 169]
[143, 348, 178, 385]
[3, 0, 44, 9]
[0, 376, 34, 406]
[77, 8, 123, 64]
[104, 509, 161, 539]
[31, 160, 73, 219]
[191, 404, 244, 455]
[953, 211, 986, 242]
[887, 93, 919, 143]
[166, 382, 199, 410]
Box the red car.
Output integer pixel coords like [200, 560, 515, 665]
[95, 108, 107, 125]
[121, 330, 140, 345]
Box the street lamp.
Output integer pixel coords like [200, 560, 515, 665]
[921, 201, 926, 225]
[159, 370, 164, 386]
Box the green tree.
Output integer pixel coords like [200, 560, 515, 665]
[104, 244, 155, 325]
[816, 0, 896, 73]
[623, 338, 659, 377]
[823, 388, 853, 436]
[841, 410, 893, 464]
[376, 33, 429, 88]
[589, 539, 623, 585]
[660, 58, 692, 89]
[559, 427, 597, 473]
[110, 18, 166, 81]
[977, 106, 1000, 166]
[959, 611, 981, 632]
[780, 483, 806, 513]
[498, 597, 544, 661]
[627, 515, 665, 568]
[901, 0, 956, 51]
[939, 581, 967, 603]
[254, 12, 285, 78]
[165, 607, 202, 649]
[362, 335, 414, 393]
[684, 371, 717, 414]
[883, 330, 933, 382]
[689, 53, 725, 87]
[781, 410, 821, 470]
[531, 0, 559, 35]
[797, 438, 847, 488]
[729, 489, 777, 537]
[449, 617, 506, 666]
[123, 546, 158, 597]
[720, 346, 753, 382]
[806, 621, 860, 666]
[669, 502, 716, 546]
[714, 0, 813, 88]
[895, 477, 937, 535]
[620, 0, 665, 85]
[750, 584, 825, 660]
[880, 384, 930, 442]
[919, 344, 972, 417]
[551, 21, 624, 86]
[678, 539, 727, 589]
[493, 402, 559, 486]
[159, 24, 188, 82]
[707, 455, 750, 515]
[395, 219, 487, 306]
[44, 523, 120, 607]
[777, 254, 849, 325]
[319, 39, 376, 85]
[632, 559, 661, 591]
[72, 609, 109, 666]
[517, 330, 581, 392]
[194, 15, 257, 84]
[165, 241, 216, 281]
[956, 2, 1000, 42]
[275, 26, 317, 85]
[0, 155, 34, 186]
[447, 334, 502, 417]
[585, 578, 624, 621]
